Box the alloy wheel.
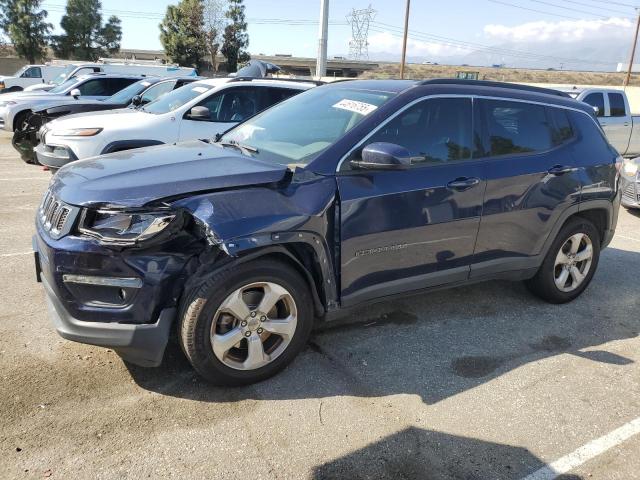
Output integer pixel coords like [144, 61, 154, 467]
[553, 232, 593, 293]
[210, 281, 298, 370]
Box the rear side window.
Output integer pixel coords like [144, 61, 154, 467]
[550, 108, 574, 146]
[608, 93, 626, 117]
[483, 100, 553, 156]
[360, 97, 473, 165]
[583, 93, 604, 117]
[264, 87, 299, 107]
[106, 78, 138, 95]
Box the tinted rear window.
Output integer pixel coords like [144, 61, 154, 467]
[483, 100, 553, 156]
[608, 93, 626, 117]
[550, 108, 574, 146]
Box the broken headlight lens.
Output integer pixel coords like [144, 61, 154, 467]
[79, 209, 176, 245]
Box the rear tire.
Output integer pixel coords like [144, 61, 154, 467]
[526, 217, 600, 304]
[178, 259, 314, 385]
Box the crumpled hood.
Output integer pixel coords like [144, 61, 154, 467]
[50, 141, 289, 208]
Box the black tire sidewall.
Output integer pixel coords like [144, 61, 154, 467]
[532, 218, 601, 303]
[180, 260, 314, 385]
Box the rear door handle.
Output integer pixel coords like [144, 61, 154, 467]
[548, 165, 575, 175]
[447, 177, 480, 190]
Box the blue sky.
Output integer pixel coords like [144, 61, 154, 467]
[39, 0, 640, 69]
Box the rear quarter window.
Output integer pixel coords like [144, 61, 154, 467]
[549, 108, 575, 146]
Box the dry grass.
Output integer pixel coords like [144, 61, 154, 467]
[362, 63, 640, 86]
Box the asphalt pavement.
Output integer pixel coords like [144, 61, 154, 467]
[1, 130, 639, 479]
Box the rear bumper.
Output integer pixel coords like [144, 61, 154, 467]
[42, 273, 175, 367]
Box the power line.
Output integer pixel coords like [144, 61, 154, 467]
[487, 0, 584, 20]
[371, 20, 618, 66]
[559, 0, 635, 16]
[577, 0, 640, 8]
[528, 0, 626, 19]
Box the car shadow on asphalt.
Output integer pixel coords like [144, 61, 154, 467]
[310, 426, 584, 480]
[125, 246, 639, 406]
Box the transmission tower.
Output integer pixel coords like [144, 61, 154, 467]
[346, 5, 376, 60]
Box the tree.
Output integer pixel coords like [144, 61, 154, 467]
[203, 0, 227, 73]
[52, 0, 122, 61]
[221, 0, 249, 73]
[159, 0, 208, 71]
[0, 0, 52, 63]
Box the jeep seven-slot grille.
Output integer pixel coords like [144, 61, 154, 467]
[623, 182, 639, 202]
[38, 189, 79, 239]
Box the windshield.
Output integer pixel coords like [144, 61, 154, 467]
[105, 79, 153, 104]
[143, 82, 213, 114]
[13, 66, 29, 77]
[49, 78, 78, 94]
[50, 65, 76, 85]
[221, 87, 395, 165]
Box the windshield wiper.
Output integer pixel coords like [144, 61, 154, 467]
[218, 140, 259, 155]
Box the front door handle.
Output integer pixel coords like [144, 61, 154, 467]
[447, 177, 480, 190]
[548, 165, 575, 175]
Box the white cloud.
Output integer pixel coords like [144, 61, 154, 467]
[367, 31, 470, 57]
[484, 17, 633, 44]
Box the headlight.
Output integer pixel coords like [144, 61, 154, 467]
[79, 209, 177, 245]
[51, 128, 102, 137]
[623, 161, 638, 176]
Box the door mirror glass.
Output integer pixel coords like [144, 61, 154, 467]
[70, 88, 81, 98]
[188, 106, 210, 121]
[351, 142, 411, 170]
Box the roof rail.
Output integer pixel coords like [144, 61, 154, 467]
[417, 79, 571, 98]
[228, 76, 325, 86]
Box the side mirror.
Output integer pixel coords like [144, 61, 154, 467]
[70, 88, 81, 98]
[188, 106, 210, 121]
[131, 95, 142, 106]
[350, 142, 411, 170]
[592, 106, 600, 116]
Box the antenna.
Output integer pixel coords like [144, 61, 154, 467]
[346, 5, 376, 60]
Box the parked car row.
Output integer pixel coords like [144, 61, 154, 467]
[0, 60, 197, 94]
[12, 75, 203, 163]
[32, 78, 622, 385]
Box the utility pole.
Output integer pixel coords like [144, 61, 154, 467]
[624, 8, 640, 87]
[316, 0, 329, 79]
[400, 0, 411, 79]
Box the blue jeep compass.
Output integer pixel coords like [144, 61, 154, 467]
[34, 79, 621, 385]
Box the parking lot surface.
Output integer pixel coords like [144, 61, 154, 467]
[1, 130, 639, 479]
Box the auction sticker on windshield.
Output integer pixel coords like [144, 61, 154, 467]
[192, 86, 209, 93]
[332, 99, 378, 115]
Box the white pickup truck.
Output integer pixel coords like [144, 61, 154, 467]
[565, 87, 640, 158]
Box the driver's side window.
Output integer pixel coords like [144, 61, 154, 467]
[190, 87, 260, 123]
[346, 97, 474, 168]
[21, 67, 42, 78]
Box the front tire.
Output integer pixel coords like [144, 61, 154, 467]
[178, 259, 314, 385]
[526, 217, 600, 303]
